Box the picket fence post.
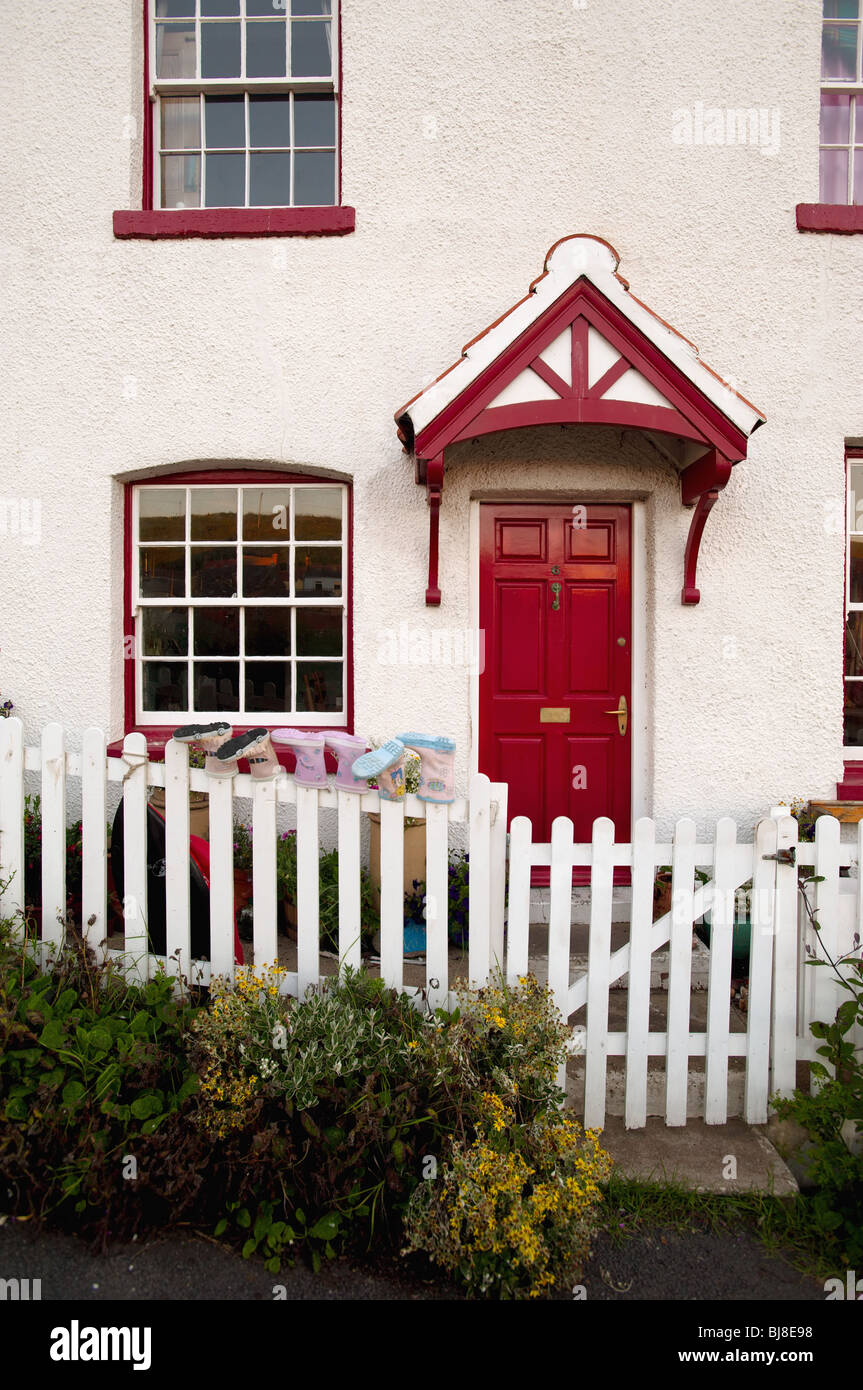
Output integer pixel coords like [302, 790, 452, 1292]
[121, 732, 149, 984]
[664, 818, 696, 1127]
[164, 738, 191, 982]
[0, 716, 25, 929]
[81, 727, 108, 961]
[583, 817, 615, 1130]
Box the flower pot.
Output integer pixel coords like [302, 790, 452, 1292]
[696, 910, 751, 966]
[367, 812, 426, 911]
[148, 787, 210, 841]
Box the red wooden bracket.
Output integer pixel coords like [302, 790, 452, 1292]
[424, 456, 444, 606]
[681, 489, 720, 605]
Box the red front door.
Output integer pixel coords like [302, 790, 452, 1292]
[478, 502, 632, 844]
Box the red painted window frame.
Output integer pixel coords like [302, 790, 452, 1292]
[113, 0, 355, 241]
[839, 447, 863, 797]
[111, 467, 354, 767]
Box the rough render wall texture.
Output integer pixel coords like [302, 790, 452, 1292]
[0, 1, 858, 837]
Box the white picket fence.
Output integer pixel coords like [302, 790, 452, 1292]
[506, 811, 862, 1128]
[1, 719, 860, 1130]
[0, 720, 508, 1016]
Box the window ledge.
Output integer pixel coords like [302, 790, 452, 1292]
[108, 726, 348, 769]
[112, 207, 356, 240]
[796, 203, 863, 234]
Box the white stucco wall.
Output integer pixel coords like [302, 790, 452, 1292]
[0, 0, 858, 834]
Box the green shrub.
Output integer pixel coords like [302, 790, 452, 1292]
[0, 907, 201, 1240]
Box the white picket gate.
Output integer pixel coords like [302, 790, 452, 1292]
[506, 812, 862, 1128]
[0, 720, 508, 1015]
[2, 719, 860, 1130]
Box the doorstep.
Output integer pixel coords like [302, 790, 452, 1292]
[588, 1115, 799, 1195]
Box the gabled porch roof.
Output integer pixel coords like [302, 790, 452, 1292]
[394, 235, 765, 605]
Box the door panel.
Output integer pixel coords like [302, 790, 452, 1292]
[479, 502, 632, 847]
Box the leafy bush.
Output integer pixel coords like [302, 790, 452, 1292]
[0, 906, 200, 1241]
[404, 1103, 612, 1299]
[771, 885, 863, 1266]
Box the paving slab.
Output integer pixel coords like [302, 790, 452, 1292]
[592, 1115, 799, 1195]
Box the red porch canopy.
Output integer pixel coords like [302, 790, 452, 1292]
[394, 235, 765, 605]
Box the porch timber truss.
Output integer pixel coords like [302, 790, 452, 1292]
[394, 235, 765, 606]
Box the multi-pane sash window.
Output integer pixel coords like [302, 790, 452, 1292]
[153, 0, 337, 210]
[845, 459, 863, 745]
[134, 482, 347, 725]
[821, 0, 863, 203]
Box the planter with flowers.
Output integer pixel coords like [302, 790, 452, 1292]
[404, 851, 470, 950]
[277, 828, 378, 953]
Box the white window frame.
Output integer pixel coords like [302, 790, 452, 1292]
[132, 481, 348, 728]
[820, 4, 863, 205]
[151, 0, 339, 211]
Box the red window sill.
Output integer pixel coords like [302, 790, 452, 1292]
[796, 203, 863, 233]
[107, 726, 349, 773]
[112, 207, 356, 240]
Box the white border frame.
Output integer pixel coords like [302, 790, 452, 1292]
[469, 497, 648, 835]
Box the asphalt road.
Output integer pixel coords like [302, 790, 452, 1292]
[0, 1217, 825, 1303]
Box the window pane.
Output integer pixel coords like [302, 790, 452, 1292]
[297, 662, 342, 712]
[243, 487, 291, 539]
[201, 0, 240, 13]
[851, 537, 863, 601]
[161, 153, 201, 208]
[851, 463, 863, 529]
[191, 489, 237, 540]
[143, 662, 188, 712]
[291, 20, 332, 76]
[821, 91, 851, 142]
[250, 151, 291, 204]
[824, 0, 859, 17]
[844, 675, 863, 743]
[296, 607, 342, 655]
[139, 488, 186, 542]
[294, 487, 342, 539]
[156, 0, 195, 15]
[295, 545, 341, 594]
[206, 151, 246, 205]
[161, 97, 200, 151]
[194, 662, 240, 712]
[249, 96, 292, 148]
[247, 21, 287, 77]
[194, 607, 240, 656]
[294, 150, 335, 204]
[243, 547, 291, 596]
[846, 612, 863, 675]
[245, 607, 292, 656]
[201, 21, 241, 77]
[143, 607, 188, 656]
[294, 94, 335, 146]
[156, 23, 196, 78]
[822, 22, 859, 80]
[245, 662, 290, 712]
[205, 96, 245, 148]
[140, 548, 186, 598]
[191, 548, 237, 597]
[820, 145, 849, 201]
[292, 0, 332, 14]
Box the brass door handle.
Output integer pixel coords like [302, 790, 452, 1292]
[603, 696, 628, 735]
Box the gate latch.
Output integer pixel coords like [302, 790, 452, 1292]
[762, 847, 796, 866]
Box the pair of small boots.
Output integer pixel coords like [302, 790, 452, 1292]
[351, 734, 456, 803]
[271, 729, 371, 792]
[173, 722, 281, 780]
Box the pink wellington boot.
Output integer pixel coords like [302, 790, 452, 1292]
[271, 728, 328, 789]
[322, 731, 370, 793]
